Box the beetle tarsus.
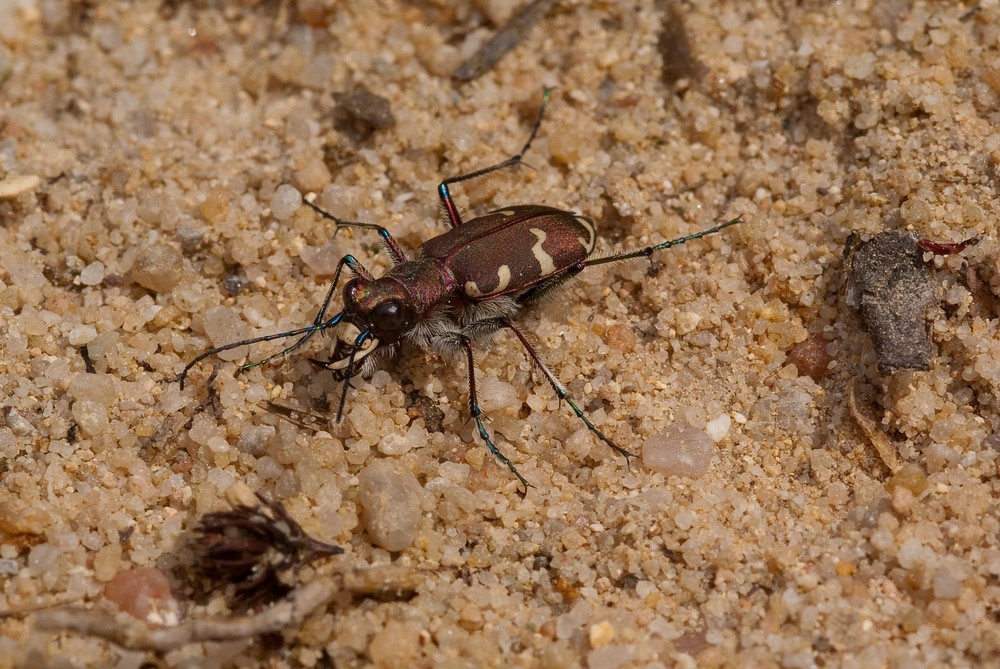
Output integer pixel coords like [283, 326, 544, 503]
[474, 414, 532, 493]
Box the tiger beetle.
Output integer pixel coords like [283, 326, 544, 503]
[172, 88, 741, 491]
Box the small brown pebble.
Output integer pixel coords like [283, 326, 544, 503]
[603, 323, 636, 353]
[368, 620, 422, 668]
[901, 606, 923, 633]
[589, 621, 615, 648]
[786, 333, 832, 381]
[332, 86, 395, 142]
[836, 561, 856, 576]
[198, 187, 231, 224]
[295, 0, 333, 27]
[674, 629, 710, 655]
[926, 600, 959, 629]
[885, 462, 928, 496]
[291, 155, 332, 194]
[695, 647, 728, 669]
[0, 499, 49, 536]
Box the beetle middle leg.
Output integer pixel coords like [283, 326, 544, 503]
[437, 87, 553, 229]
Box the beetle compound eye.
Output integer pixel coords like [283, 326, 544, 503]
[342, 278, 361, 305]
[372, 300, 408, 335]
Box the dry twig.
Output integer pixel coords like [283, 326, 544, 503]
[33, 565, 422, 652]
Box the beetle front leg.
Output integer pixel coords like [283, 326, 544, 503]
[168, 254, 366, 388]
[238, 253, 365, 372]
[456, 334, 531, 493]
[303, 199, 408, 265]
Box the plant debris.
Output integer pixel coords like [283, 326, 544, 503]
[656, 0, 706, 86]
[34, 565, 423, 652]
[453, 0, 557, 82]
[332, 86, 396, 142]
[262, 398, 331, 432]
[844, 230, 978, 374]
[847, 379, 901, 472]
[186, 485, 343, 610]
[915, 237, 979, 255]
[844, 230, 934, 373]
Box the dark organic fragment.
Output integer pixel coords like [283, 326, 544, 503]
[263, 398, 330, 432]
[844, 230, 935, 373]
[79, 345, 96, 373]
[656, 0, 705, 86]
[332, 86, 396, 142]
[844, 230, 979, 374]
[453, 0, 556, 82]
[960, 261, 997, 319]
[187, 489, 342, 609]
[915, 236, 978, 255]
[34, 564, 423, 652]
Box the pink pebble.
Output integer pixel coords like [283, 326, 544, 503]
[103, 566, 180, 623]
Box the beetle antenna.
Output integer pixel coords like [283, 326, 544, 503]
[239, 312, 345, 373]
[168, 253, 365, 389]
[583, 216, 742, 269]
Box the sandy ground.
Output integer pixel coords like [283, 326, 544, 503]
[1, 1, 999, 667]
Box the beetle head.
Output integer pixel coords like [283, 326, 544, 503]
[327, 276, 414, 377]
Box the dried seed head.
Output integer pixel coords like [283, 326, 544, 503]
[189, 492, 342, 609]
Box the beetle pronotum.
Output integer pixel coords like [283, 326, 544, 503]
[173, 89, 740, 490]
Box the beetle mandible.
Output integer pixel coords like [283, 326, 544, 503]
[173, 89, 741, 490]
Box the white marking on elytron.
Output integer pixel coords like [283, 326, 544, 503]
[576, 216, 596, 253]
[497, 210, 517, 217]
[530, 228, 556, 274]
[465, 280, 485, 297]
[494, 264, 511, 293]
[464, 265, 509, 297]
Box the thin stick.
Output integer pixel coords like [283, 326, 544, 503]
[33, 566, 422, 652]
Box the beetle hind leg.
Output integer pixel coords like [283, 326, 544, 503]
[465, 317, 635, 464]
